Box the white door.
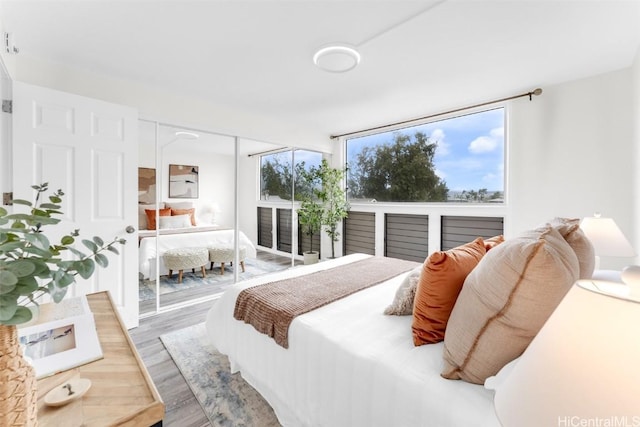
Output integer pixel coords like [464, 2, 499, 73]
[12, 81, 139, 328]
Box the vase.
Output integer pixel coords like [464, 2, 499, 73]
[0, 324, 38, 426]
[303, 251, 319, 265]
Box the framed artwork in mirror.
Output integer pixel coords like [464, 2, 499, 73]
[138, 167, 156, 204]
[169, 164, 199, 198]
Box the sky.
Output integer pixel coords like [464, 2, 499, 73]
[346, 108, 505, 192]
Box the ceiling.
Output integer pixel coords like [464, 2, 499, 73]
[2, 0, 640, 146]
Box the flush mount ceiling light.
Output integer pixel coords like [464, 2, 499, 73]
[313, 44, 361, 73]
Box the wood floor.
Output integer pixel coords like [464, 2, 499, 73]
[130, 251, 298, 427]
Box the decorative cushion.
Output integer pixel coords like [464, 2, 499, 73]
[138, 202, 164, 230]
[171, 208, 196, 226]
[383, 266, 422, 316]
[483, 234, 505, 251]
[441, 226, 579, 384]
[159, 214, 192, 229]
[145, 207, 171, 230]
[549, 217, 595, 279]
[412, 237, 486, 345]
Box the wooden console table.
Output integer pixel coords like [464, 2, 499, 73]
[37, 291, 164, 426]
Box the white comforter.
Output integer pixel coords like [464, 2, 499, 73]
[138, 227, 257, 279]
[206, 254, 500, 427]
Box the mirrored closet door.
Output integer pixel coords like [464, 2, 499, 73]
[137, 120, 296, 316]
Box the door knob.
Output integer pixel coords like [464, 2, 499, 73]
[125, 225, 136, 234]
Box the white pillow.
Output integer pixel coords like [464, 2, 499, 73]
[158, 214, 192, 229]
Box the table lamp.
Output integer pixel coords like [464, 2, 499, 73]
[579, 214, 639, 296]
[579, 214, 635, 268]
[493, 284, 640, 427]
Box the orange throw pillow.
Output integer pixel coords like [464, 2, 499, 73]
[145, 208, 171, 230]
[171, 208, 196, 226]
[412, 237, 486, 346]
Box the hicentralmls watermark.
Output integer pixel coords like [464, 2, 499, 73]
[558, 416, 640, 427]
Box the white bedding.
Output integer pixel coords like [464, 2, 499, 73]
[138, 227, 257, 279]
[206, 254, 500, 427]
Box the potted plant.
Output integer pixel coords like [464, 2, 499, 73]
[315, 159, 349, 259]
[0, 183, 124, 426]
[297, 197, 323, 265]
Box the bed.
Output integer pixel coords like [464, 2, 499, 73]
[206, 253, 500, 427]
[138, 226, 257, 280]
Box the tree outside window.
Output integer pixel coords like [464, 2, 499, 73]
[346, 108, 505, 203]
[260, 150, 322, 201]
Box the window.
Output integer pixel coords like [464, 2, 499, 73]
[260, 150, 323, 201]
[346, 108, 505, 203]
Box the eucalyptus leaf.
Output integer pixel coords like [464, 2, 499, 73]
[11, 199, 32, 206]
[15, 276, 39, 295]
[56, 272, 75, 288]
[5, 260, 36, 278]
[3, 306, 33, 324]
[82, 239, 99, 253]
[25, 232, 51, 249]
[0, 296, 18, 321]
[61, 235, 75, 245]
[68, 247, 87, 258]
[76, 259, 95, 280]
[93, 236, 104, 246]
[94, 253, 109, 268]
[49, 285, 68, 303]
[107, 245, 120, 255]
[0, 207, 6, 216]
[39, 203, 61, 210]
[0, 270, 18, 292]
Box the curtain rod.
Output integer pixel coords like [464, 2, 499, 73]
[330, 88, 543, 140]
[247, 146, 293, 158]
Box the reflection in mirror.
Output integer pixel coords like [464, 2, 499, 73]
[137, 119, 158, 317]
[136, 122, 298, 315]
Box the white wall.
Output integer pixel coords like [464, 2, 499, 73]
[631, 46, 640, 265]
[9, 55, 330, 151]
[509, 67, 636, 269]
[160, 140, 236, 228]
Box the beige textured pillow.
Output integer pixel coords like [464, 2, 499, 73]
[384, 266, 422, 316]
[441, 225, 579, 384]
[549, 217, 595, 279]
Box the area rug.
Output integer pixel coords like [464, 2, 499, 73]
[139, 258, 288, 302]
[160, 322, 281, 427]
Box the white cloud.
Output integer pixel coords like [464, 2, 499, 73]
[490, 127, 504, 138]
[435, 168, 446, 179]
[430, 128, 450, 157]
[468, 136, 498, 154]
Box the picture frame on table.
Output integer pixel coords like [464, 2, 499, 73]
[18, 308, 103, 379]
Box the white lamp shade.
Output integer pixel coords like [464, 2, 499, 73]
[494, 285, 640, 427]
[579, 216, 635, 257]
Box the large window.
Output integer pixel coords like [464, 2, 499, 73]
[260, 149, 323, 201]
[346, 108, 505, 203]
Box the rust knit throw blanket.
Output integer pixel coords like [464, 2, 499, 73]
[233, 256, 419, 348]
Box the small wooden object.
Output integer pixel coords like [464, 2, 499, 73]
[44, 378, 92, 407]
